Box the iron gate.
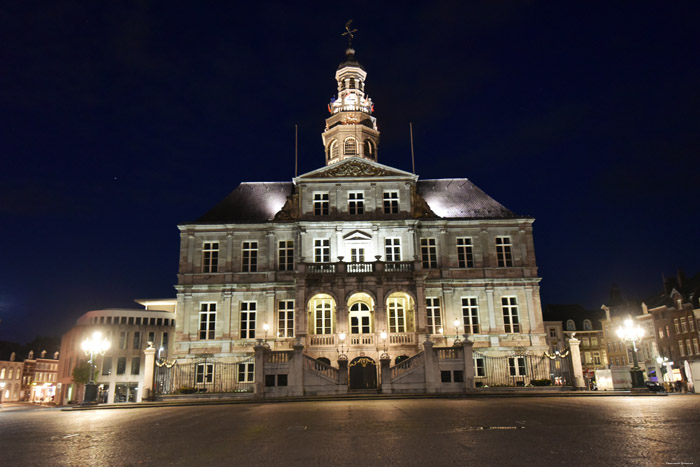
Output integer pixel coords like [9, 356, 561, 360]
[473, 352, 574, 388]
[154, 357, 255, 395]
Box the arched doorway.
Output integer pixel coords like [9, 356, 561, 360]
[349, 356, 377, 389]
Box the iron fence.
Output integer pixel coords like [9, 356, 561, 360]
[473, 352, 573, 388]
[154, 357, 255, 395]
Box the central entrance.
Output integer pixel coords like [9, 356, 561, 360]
[349, 356, 377, 389]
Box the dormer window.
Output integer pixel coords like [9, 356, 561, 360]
[566, 320, 576, 331]
[344, 138, 357, 156]
[583, 319, 592, 330]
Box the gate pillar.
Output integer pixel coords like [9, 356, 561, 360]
[461, 339, 475, 391]
[567, 335, 586, 389]
[142, 345, 156, 402]
[380, 355, 392, 394]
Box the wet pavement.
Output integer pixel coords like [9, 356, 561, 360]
[1, 395, 698, 466]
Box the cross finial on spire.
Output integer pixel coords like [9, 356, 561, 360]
[342, 19, 357, 47]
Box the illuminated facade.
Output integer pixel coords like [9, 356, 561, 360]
[173, 47, 548, 391]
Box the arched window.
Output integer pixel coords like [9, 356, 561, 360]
[583, 319, 592, 330]
[363, 140, 375, 159]
[349, 78, 356, 89]
[344, 138, 357, 156]
[566, 319, 576, 331]
[349, 302, 371, 334]
[327, 141, 339, 161]
[309, 294, 335, 335]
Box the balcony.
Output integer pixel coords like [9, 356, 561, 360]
[308, 332, 415, 348]
[301, 261, 414, 276]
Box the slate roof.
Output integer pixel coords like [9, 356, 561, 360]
[190, 176, 524, 224]
[417, 179, 522, 220]
[542, 304, 606, 330]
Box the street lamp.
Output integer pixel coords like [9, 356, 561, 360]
[380, 331, 388, 359]
[338, 332, 347, 360]
[453, 318, 461, 345]
[616, 318, 645, 389]
[80, 330, 110, 404]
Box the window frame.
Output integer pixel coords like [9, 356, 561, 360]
[348, 191, 364, 215]
[420, 238, 438, 269]
[502, 296, 520, 333]
[240, 301, 257, 339]
[241, 241, 258, 273]
[495, 236, 514, 267]
[278, 240, 294, 271]
[202, 242, 219, 273]
[461, 297, 480, 334]
[425, 297, 442, 335]
[196, 363, 214, 384]
[385, 238, 401, 262]
[313, 192, 329, 216]
[388, 297, 407, 333]
[277, 300, 295, 338]
[199, 303, 217, 340]
[456, 237, 474, 268]
[314, 238, 330, 263]
[238, 362, 254, 383]
[383, 191, 399, 214]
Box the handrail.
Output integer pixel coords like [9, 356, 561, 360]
[303, 355, 339, 382]
[391, 352, 425, 380]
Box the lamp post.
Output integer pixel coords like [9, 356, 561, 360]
[380, 331, 388, 359]
[81, 331, 110, 404]
[453, 319, 461, 345]
[615, 318, 645, 389]
[338, 332, 347, 360]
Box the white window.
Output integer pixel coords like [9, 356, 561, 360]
[474, 357, 486, 377]
[344, 137, 357, 156]
[348, 192, 364, 215]
[680, 318, 688, 333]
[495, 236, 513, 267]
[385, 238, 401, 262]
[383, 191, 399, 214]
[508, 356, 526, 376]
[196, 363, 213, 384]
[202, 242, 219, 273]
[314, 299, 333, 334]
[240, 302, 256, 339]
[674, 319, 680, 333]
[457, 237, 474, 268]
[502, 297, 520, 333]
[658, 327, 664, 339]
[278, 300, 294, 338]
[582, 337, 590, 347]
[461, 297, 480, 334]
[420, 238, 437, 268]
[328, 140, 339, 160]
[238, 362, 254, 383]
[313, 192, 329, 215]
[241, 241, 258, 272]
[679, 340, 685, 357]
[425, 297, 442, 335]
[388, 297, 407, 333]
[350, 248, 365, 263]
[314, 239, 330, 263]
[689, 317, 696, 332]
[349, 302, 371, 334]
[199, 303, 216, 340]
[278, 240, 294, 271]
[686, 339, 693, 356]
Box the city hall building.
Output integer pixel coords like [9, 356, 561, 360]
[170, 45, 549, 394]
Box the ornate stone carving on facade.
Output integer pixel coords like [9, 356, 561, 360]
[316, 159, 391, 178]
[274, 191, 300, 221]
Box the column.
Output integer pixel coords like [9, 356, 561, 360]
[568, 336, 586, 390]
[379, 355, 391, 393]
[462, 339, 475, 391]
[423, 339, 437, 393]
[142, 345, 156, 402]
[253, 344, 265, 397]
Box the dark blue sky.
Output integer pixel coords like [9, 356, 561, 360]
[2, 2, 699, 343]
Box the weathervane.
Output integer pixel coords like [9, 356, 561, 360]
[342, 19, 357, 47]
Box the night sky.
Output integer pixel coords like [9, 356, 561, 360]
[2, 2, 699, 343]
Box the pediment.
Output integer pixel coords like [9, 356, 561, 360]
[297, 157, 416, 180]
[343, 230, 372, 241]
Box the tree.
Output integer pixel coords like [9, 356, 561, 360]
[72, 360, 92, 384]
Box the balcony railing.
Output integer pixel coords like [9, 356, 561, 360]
[302, 261, 414, 275]
[349, 334, 375, 345]
[309, 334, 336, 346]
[389, 333, 415, 345]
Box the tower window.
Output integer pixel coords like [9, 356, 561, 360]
[344, 138, 357, 156]
[328, 141, 339, 160]
[349, 78, 356, 89]
[364, 140, 375, 159]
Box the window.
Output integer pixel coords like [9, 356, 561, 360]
[344, 137, 357, 156]
[278, 300, 294, 338]
[116, 357, 126, 375]
[686, 340, 693, 356]
[495, 236, 513, 267]
[680, 318, 688, 333]
[241, 302, 257, 339]
[385, 238, 401, 262]
[238, 363, 254, 383]
[508, 356, 526, 376]
[583, 319, 592, 330]
[582, 337, 590, 347]
[425, 298, 442, 335]
[131, 357, 140, 375]
[549, 328, 557, 337]
[242, 241, 258, 272]
[591, 336, 598, 346]
[102, 357, 112, 375]
[659, 327, 664, 339]
[348, 192, 364, 215]
[196, 363, 214, 384]
[666, 326, 671, 338]
[689, 317, 696, 332]
[133, 332, 141, 349]
[420, 238, 437, 268]
[502, 297, 520, 333]
[388, 297, 407, 333]
[383, 191, 399, 214]
[314, 193, 329, 215]
[679, 340, 685, 357]
[694, 338, 699, 355]
[148, 331, 155, 344]
[566, 320, 576, 331]
[314, 239, 330, 263]
[314, 299, 333, 334]
[199, 303, 216, 340]
[119, 331, 128, 350]
[674, 319, 680, 333]
[328, 141, 339, 160]
[162, 332, 169, 347]
[202, 242, 219, 273]
[461, 297, 480, 334]
[349, 302, 371, 334]
[474, 357, 486, 377]
[593, 352, 601, 364]
[364, 140, 375, 159]
[457, 238, 474, 268]
[278, 240, 294, 271]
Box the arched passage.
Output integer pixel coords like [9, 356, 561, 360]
[348, 356, 377, 389]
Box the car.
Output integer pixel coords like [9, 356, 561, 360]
[645, 381, 665, 392]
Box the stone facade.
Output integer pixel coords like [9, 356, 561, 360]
[172, 46, 548, 392]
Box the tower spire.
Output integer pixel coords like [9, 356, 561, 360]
[321, 23, 380, 166]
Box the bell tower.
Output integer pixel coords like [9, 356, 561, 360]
[322, 35, 380, 165]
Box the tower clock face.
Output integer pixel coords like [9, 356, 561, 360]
[344, 94, 358, 105]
